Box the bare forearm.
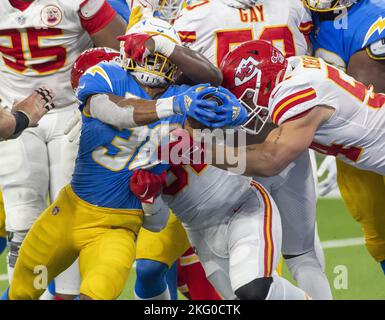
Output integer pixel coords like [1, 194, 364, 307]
[170, 46, 223, 86]
[0, 108, 16, 140]
[90, 16, 127, 51]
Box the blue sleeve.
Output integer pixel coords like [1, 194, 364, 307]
[76, 62, 127, 105]
[108, 0, 130, 22]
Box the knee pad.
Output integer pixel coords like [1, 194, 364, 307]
[135, 259, 169, 298]
[235, 277, 273, 300]
[284, 249, 323, 280]
[7, 230, 27, 268]
[4, 187, 46, 232]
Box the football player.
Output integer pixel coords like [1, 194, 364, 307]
[4, 18, 238, 300]
[194, 39, 385, 274]
[171, 0, 332, 299]
[0, 0, 126, 299]
[128, 131, 311, 300]
[78, 0, 331, 300]
[306, 0, 385, 273]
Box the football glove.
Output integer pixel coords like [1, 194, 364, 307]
[130, 169, 167, 204]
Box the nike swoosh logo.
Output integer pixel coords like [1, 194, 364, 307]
[138, 185, 149, 198]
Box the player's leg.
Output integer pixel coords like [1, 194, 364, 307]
[336, 160, 385, 269]
[7, 190, 79, 300]
[46, 107, 81, 299]
[0, 129, 49, 281]
[0, 190, 6, 255]
[229, 182, 309, 300]
[177, 247, 222, 300]
[74, 206, 141, 300]
[269, 151, 332, 300]
[135, 213, 190, 300]
[186, 227, 235, 300]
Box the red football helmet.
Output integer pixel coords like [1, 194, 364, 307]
[220, 40, 288, 135]
[70, 47, 120, 90]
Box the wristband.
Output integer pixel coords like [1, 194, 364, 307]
[156, 96, 176, 118]
[153, 35, 177, 58]
[12, 111, 30, 136]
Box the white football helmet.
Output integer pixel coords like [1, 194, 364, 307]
[303, 0, 358, 12]
[128, 0, 185, 22]
[121, 17, 181, 87]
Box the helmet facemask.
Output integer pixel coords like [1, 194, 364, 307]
[238, 72, 270, 135]
[157, 0, 185, 23]
[123, 49, 177, 88]
[303, 0, 357, 12]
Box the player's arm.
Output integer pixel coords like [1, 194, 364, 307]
[348, 39, 385, 92]
[84, 84, 242, 128]
[209, 106, 331, 177]
[130, 170, 170, 232]
[119, 33, 223, 86]
[0, 89, 54, 140]
[79, 0, 126, 51]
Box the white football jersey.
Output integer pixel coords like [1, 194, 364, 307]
[0, 0, 116, 109]
[269, 56, 385, 175]
[173, 0, 312, 66]
[162, 163, 254, 228]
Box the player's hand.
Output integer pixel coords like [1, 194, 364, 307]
[203, 86, 248, 128]
[317, 156, 338, 196]
[11, 87, 55, 127]
[64, 109, 82, 144]
[173, 84, 221, 126]
[130, 169, 167, 204]
[117, 33, 153, 63]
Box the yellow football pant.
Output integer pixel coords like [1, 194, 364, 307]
[0, 191, 5, 238]
[336, 160, 385, 262]
[9, 185, 142, 300]
[136, 213, 190, 267]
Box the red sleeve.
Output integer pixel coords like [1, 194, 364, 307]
[79, 0, 117, 35]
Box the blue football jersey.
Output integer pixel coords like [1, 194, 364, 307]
[72, 62, 188, 209]
[311, 0, 385, 70]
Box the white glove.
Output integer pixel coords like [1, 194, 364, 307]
[317, 155, 337, 197]
[61, 110, 82, 181]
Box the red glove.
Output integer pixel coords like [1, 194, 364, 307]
[130, 170, 167, 204]
[117, 33, 152, 63]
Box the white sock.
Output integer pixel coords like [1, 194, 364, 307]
[314, 225, 326, 271]
[266, 274, 310, 300]
[285, 250, 332, 300]
[39, 289, 55, 300]
[134, 287, 171, 300]
[6, 264, 13, 283]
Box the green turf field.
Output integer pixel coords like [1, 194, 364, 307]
[1, 198, 384, 300]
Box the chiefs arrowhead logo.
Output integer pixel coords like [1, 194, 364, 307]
[235, 57, 260, 86]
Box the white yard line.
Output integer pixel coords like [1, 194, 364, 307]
[321, 237, 365, 249]
[0, 237, 366, 282]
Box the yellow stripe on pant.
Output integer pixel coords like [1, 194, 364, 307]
[9, 185, 143, 300]
[336, 160, 385, 262]
[0, 190, 6, 238]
